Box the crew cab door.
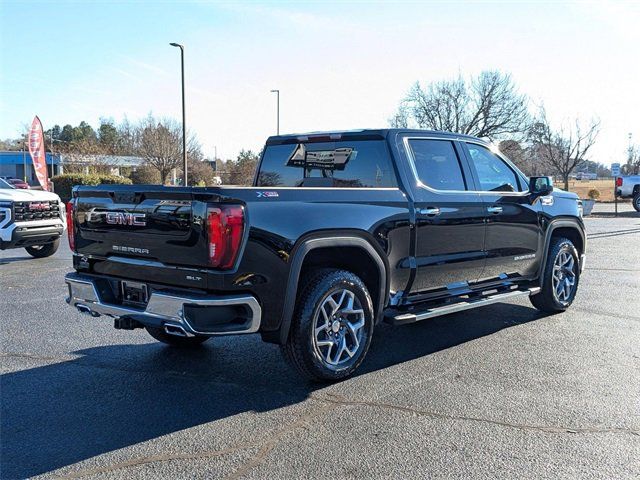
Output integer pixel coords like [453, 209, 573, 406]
[404, 137, 486, 294]
[461, 141, 543, 282]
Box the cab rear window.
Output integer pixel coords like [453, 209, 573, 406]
[257, 140, 397, 188]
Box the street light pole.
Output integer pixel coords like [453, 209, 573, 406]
[22, 135, 26, 182]
[170, 42, 187, 186]
[270, 89, 280, 135]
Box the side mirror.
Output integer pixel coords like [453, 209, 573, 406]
[529, 176, 554, 198]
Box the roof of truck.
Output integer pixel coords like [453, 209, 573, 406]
[265, 129, 487, 145]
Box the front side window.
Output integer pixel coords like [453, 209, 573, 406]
[257, 140, 397, 188]
[466, 144, 522, 192]
[408, 139, 467, 191]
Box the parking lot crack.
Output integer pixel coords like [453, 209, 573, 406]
[222, 403, 334, 480]
[570, 308, 640, 321]
[312, 393, 640, 437]
[52, 444, 256, 479]
[51, 404, 334, 479]
[0, 352, 75, 362]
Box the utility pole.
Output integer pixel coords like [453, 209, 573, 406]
[270, 89, 280, 135]
[49, 132, 55, 178]
[170, 42, 187, 186]
[22, 134, 27, 182]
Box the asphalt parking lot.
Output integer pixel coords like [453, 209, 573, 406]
[1, 205, 639, 479]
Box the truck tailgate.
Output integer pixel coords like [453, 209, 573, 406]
[73, 186, 234, 270]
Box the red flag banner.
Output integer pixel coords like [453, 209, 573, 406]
[28, 116, 49, 190]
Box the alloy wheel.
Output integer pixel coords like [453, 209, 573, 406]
[313, 288, 366, 369]
[552, 250, 576, 303]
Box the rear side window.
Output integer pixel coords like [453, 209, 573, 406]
[408, 139, 467, 191]
[257, 140, 397, 188]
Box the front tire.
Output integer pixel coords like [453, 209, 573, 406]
[281, 268, 375, 382]
[530, 237, 580, 313]
[632, 193, 640, 212]
[145, 326, 210, 347]
[25, 238, 60, 258]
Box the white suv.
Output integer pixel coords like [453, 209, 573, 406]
[0, 178, 66, 257]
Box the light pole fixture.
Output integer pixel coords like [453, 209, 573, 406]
[22, 135, 27, 182]
[170, 42, 187, 186]
[270, 89, 280, 135]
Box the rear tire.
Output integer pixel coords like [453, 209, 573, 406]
[145, 326, 210, 347]
[25, 238, 60, 258]
[632, 193, 640, 212]
[281, 268, 375, 382]
[530, 237, 580, 313]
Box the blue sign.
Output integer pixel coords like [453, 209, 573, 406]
[611, 163, 621, 176]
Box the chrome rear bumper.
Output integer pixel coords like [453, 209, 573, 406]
[65, 272, 261, 336]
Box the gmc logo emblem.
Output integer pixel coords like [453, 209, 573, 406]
[105, 212, 146, 226]
[29, 202, 50, 211]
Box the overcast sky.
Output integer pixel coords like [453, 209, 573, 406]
[1, 1, 638, 166]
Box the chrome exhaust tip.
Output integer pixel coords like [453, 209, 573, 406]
[164, 324, 189, 337]
[76, 304, 100, 317]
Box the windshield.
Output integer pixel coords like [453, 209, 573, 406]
[0, 178, 15, 189]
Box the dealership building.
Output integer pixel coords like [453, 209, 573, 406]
[0, 152, 146, 187]
[0, 151, 62, 185]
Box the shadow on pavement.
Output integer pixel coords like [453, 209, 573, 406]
[0, 255, 38, 265]
[1, 303, 542, 478]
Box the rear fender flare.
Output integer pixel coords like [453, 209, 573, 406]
[278, 234, 388, 345]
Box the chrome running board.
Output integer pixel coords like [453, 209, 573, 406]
[389, 287, 541, 326]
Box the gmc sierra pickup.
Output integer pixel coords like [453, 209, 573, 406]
[1, 177, 65, 257]
[615, 174, 640, 211]
[64, 129, 586, 381]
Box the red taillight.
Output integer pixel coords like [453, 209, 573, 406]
[66, 201, 75, 251]
[616, 177, 623, 187]
[207, 205, 244, 269]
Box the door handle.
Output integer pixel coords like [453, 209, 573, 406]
[487, 206, 503, 214]
[417, 207, 441, 216]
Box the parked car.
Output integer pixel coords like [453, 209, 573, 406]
[0, 177, 66, 257]
[0, 176, 30, 189]
[575, 172, 597, 181]
[64, 129, 586, 381]
[615, 174, 640, 211]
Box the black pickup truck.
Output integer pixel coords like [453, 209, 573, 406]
[65, 129, 586, 381]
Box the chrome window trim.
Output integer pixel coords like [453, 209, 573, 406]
[402, 136, 531, 197]
[200, 186, 402, 191]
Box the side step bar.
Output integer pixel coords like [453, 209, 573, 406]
[388, 287, 541, 326]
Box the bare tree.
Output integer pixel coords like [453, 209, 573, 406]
[116, 117, 139, 156]
[228, 150, 260, 185]
[393, 71, 530, 139]
[58, 139, 112, 174]
[179, 158, 215, 186]
[136, 116, 202, 184]
[529, 108, 600, 191]
[498, 140, 530, 175]
[624, 143, 640, 175]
